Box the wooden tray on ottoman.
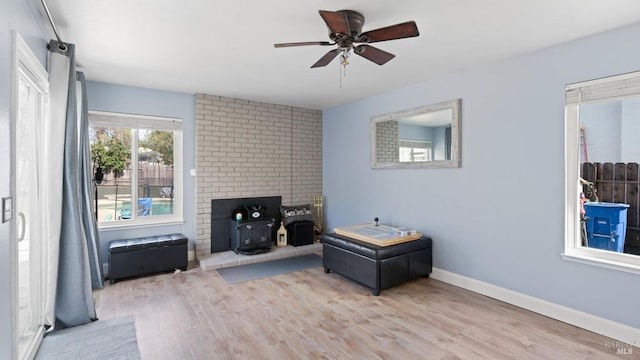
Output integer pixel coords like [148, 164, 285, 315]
[334, 223, 421, 247]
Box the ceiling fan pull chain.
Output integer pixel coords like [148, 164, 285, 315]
[340, 49, 349, 87]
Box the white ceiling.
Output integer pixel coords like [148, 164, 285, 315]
[42, 0, 640, 110]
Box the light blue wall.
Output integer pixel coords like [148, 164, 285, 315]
[0, 0, 48, 358]
[86, 81, 196, 270]
[580, 99, 640, 163]
[433, 126, 448, 160]
[399, 123, 433, 141]
[323, 22, 640, 328]
[580, 102, 621, 162]
[621, 99, 640, 162]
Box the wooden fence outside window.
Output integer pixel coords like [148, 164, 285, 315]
[581, 162, 640, 255]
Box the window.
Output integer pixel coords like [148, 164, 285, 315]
[399, 140, 432, 162]
[564, 71, 640, 273]
[89, 111, 183, 228]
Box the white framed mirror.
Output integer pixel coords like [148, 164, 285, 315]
[371, 98, 461, 169]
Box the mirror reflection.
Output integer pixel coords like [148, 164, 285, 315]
[371, 99, 461, 169]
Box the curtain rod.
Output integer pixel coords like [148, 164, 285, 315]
[40, 0, 65, 48]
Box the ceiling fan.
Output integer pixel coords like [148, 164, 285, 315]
[274, 10, 419, 68]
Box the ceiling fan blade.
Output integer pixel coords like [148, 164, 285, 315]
[274, 41, 333, 48]
[359, 21, 419, 43]
[311, 49, 340, 68]
[354, 45, 395, 65]
[319, 10, 351, 35]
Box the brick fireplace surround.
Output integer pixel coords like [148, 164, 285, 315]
[195, 94, 323, 261]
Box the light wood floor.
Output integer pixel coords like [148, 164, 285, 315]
[94, 265, 638, 359]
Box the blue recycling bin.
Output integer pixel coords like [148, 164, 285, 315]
[584, 202, 629, 252]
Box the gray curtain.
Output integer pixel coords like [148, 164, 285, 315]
[78, 71, 104, 289]
[49, 40, 102, 330]
[444, 126, 452, 161]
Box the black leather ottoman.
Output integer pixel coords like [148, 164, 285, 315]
[109, 233, 188, 283]
[321, 233, 432, 296]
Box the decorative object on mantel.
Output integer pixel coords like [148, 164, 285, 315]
[277, 221, 288, 247]
[313, 195, 324, 236]
[280, 204, 314, 226]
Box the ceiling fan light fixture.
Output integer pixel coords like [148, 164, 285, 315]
[274, 9, 419, 69]
[340, 49, 350, 66]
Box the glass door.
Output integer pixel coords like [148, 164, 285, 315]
[14, 34, 47, 360]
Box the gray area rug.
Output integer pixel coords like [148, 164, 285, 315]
[218, 254, 323, 284]
[36, 316, 141, 360]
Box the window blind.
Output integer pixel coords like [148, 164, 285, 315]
[399, 139, 431, 149]
[89, 111, 182, 131]
[566, 70, 640, 105]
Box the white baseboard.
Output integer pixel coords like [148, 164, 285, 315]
[431, 267, 640, 347]
[188, 250, 195, 261]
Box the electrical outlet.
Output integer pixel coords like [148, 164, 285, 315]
[2, 197, 12, 223]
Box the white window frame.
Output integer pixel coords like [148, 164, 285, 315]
[90, 111, 184, 230]
[399, 139, 432, 162]
[563, 71, 640, 274]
